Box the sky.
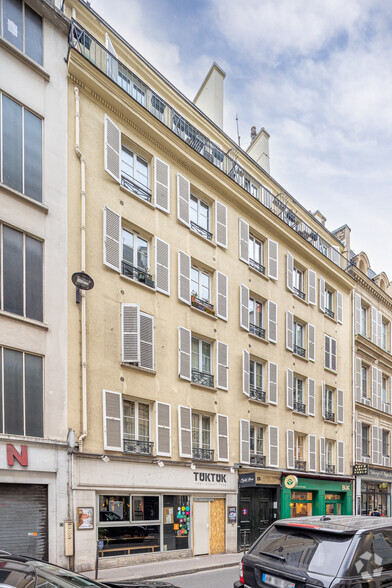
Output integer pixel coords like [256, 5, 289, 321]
[90, 0, 392, 277]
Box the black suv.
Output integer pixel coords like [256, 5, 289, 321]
[234, 515, 392, 587]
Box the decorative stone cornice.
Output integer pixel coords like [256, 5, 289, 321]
[352, 269, 392, 312]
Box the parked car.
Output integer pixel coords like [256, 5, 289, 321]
[234, 515, 392, 587]
[0, 552, 179, 588]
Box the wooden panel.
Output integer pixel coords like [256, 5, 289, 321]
[209, 498, 225, 554]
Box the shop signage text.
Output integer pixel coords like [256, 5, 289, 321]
[193, 472, 226, 484]
[6, 444, 28, 467]
[239, 473, 256, 488]
[353, 464, 368, 476]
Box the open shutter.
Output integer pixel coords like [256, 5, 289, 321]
[178, 406, 192, 458]
[243, 349, 250, 397]
[239, 218, 249, 263]
[325, 335, 330, 369]
[308, 379, 315, 416]
[216, 271, 228, 320]
[377, 427, 382, 465]
[217, 414, 229, 462]
[308, 324, 315, 362]
[331, 338, 337, 371]
[319, 277, 325, 311]
[155, 238, 170, 295]
[121, 303, 140, 363]
[216, 341, 228, 390]
[177, 174, 190, 226]
[371, 307, 377, 344]
[268, 239, 278, 280]
[268, 362, 278, 405]
[155, 157, 170, 212]
[355, 357, 362, 401]
[286, 368, 293, 410]
[268, 426, 279, 467]
[215, 201, 227, 248]
[354, 293, 361, 335]
[377, 311, 382, 347]
[240, 284, 249, 330]
[372, 425, 378, 464]
[178, 250, 191, 304]
[268, 300, 277, 343]
[377, 368, 383, 411]
[337, 291, 343, 324]
[156, 402, 171, 457]
[139, 313, 154, 370]
[103, 206, 121, 271]
[308, 435, 316, 472]
[103, 390, 123, 451]
[286, 252, 294, 292]
[337, 389, 344, 423]
[104, 115, 121, 182]
[286, 311, 293, 351]
[105, 33, 118, 81]
[308, 270, 316, 305]
[320, 437, 326, 473]
[286, 429, 294, 469]
[321, 382, 326, 419]
[337, 441, 344, 474]
[356, 421, 362, 462]
[178, 326, 191, 380]
[240, 419, 250, 464]
[372, 366, 378, 409]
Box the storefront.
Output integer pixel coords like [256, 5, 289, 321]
[281, 475, 353, 518]
[355, 466, 392, 516]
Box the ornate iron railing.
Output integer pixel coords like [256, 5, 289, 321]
[324, 411, 335, 422]
[294, 344, 306, 358]
[191, 294, 215, 315]
[249, 258, 265, 275]
[192, 447, 214, 461]
[192, 369, 214, 387]
[295, 460, 306, 471]
[123, 438, 153, 455]
[325, 308, 335, 319]
[325, 464, 335, 474]
[250, 454, 266, 466]
[249, 387, 266, 403]
[293, 287, 305, 300]
[190, 221, 213, 241]
[121, 260, 154, 287]
[121, 175, 152, 202]
[294, 401, 306, 414]
[249, 323, 265, 339]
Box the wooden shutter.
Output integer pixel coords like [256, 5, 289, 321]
[177, 174, 190, 225]
[355, 357, 362, 401]
[240, 284, 249, 330]
[139, 312, 154, 370]
[372, 366, 378, 409]
[321, 382, 326, 419]
[324, 335, 330, 369]
[216, 271, 228, 320]
[286, 311, 293, 351]
[240, 419, 250, 464]
[308, 379, 315, 416]
[215, 201, 227, 248]
[308, 324, 315, 362]
[319, 437, 326, 473]
[103, 206, 121, 271]
[337, 291, 343, 324]
[308, 270, 316, 305]
[178, 326, 191, 380]
[243, 349, 250, 397]
[372, 425, 378, 465]
[178, 250, 191, 304]
[356, 421, 362, 462]
[377, 368, 383, 411]
[178, 406, 192, 458]
[121, 303, 140, 363]
[319, 277, 325, 311]
[377, 428, 382, 465]
[268, 300, 277, 343]
[103, 389, 123, 451]
[268, 362, 278, 405]
[286, 429, 294, 469]
[239, 218, 249, 263]
[354, 293, 361, 335]
[268, 239, 278, 280]
[286, 252, 293, 292]
[156, 402, 171, 457]
[286, 368, 293, 410]
[337, 389, 344, 423]
[217, 414, 229, 462]
[377, 310, 382, 347]
[331, 338, 337, 371]
[371, 306, 377, 343]
[308, 435, 316, 472]
[268, 426, 279, 467]
[104, 115, 121, 182]
[155, 238, 170, 295]
[216, 341, 228, 390]
[154, 157, 170, 213]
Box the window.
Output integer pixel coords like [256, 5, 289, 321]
[325, 388, 334, 422]
[361, 365, 368, 398]
[2, 0, 43, 64]
[295, 434, 305, 469]
[0, 346, 43, 437]
[326, 440, 334, 469]
[121, 145, 151, 201]
[1, 94, 42, 201]
[121, 304, 154, 370]
[325, 288, 334, 318]
[245, 178, 259, 199]
[123, 400, 151, 455]
[249, 234, 265, 274]
[293, 267, 305, 299]
[250, 360, 265, 401]
[382, 377, 388, 404]
[250, 425, 264, 462]
[0, 224, 43, 321]
[361, 306, 367, 337]
[383, 431, 389, 457]
[294, 321, 305, 357]
[249, 296, 265, 339]
[324, 334, 337, 371]
[150, 93, 166, 122]
[382, 321, 388, 351]
[192, 413, 212, 460]
[190, 195, 211, 240]
[293, 377, 305, 413]
[191, 337, 213, 386]
[362, 424, 370, 457]
[122, 227, 154, 286]
[191, 267, 212, 311]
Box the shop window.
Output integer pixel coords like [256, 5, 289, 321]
[163, 495, 190, 551]
[99, 496, 130, 522]
[290, 491, 312, 517]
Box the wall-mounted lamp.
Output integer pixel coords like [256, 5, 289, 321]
[71, 271, 94, 303]
[101, 455, 110, 463]
[157, 460, 165, 468]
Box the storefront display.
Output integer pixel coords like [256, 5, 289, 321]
[281, 476, 353, 518]
[360, 481, 390, 516]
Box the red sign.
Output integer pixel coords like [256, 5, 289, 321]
[7, 444, 28, 467]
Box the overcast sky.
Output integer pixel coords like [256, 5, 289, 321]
[90, 0, 392, 277]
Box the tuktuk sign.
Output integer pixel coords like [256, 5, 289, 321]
[193, 471, 227, 485]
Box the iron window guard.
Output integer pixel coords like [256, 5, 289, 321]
[191, 294, 215, 314]
[121, 175, 152, 202]
[192, 447, 214, 461]
[190, 221, 213, 241]
[123, 438, 153, 455]
[324, 411, 335, 422]
[295, 460, 306, 471]
[325, 308, 335, 319]
[293, 401, 306, 414]
[249, 387, 266, 403]
[294, 344, 306, 358]
[250, 454, 266, 466]
[122, 260, 154, 287]
[249, 258, 265, 275]
[325, 464, 335, 474]
[192, 369, 214, 387]
[293, 286, 305, 300]
[249, 323, 266, 339]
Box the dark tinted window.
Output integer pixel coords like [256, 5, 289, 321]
[3, 0, 23, 51]
[25, 235, 43, 320]
[24, 108, 42, 201]
[4, 348, 24, 435]
[25, 353, 43, 437]
[99, 496, 130, 521]
[2, 94, 23, 193]
[3, 225, 23, 316]
[350, 530, 392, 577]
[25, 4, 43, 65]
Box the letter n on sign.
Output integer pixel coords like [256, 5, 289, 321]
[7, 444, 28, 467]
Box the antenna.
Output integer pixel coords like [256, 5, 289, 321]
[236, 114, 241, 147]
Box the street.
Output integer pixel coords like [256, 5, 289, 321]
[152, 566, 239, 588]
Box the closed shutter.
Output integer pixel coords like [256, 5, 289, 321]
[331, 338, 337, 371]
[154, 157, 170, 213]
[377, 368, 382, 411]
[378, 427, 383, 466]
[372, 366, 378, 409]
[372, 425, 378, 465]
[103, 389, 123, 451]
[356, 421, 362, 462]
[286, 368, 293, 410]
[319, 277, 325, 311]
[216, 271, 228, 320]
[337, 291, 343, 324]
[178, 406, 192, 458]
[268, 362, 278, 405]
[268, 239, 278, 280]
[240, 284, 249, 330]
[286, 252, 293, 292]
[217, 414, 229, 462]
[286, 429, 294, 469]
[355, 357, 362, 401]
[268, 300, 277, 343]
[331, 246, 340, 266]
[354, 293, 361, 335]
[308, 324, 315, 362]
[325, 335, 330, 369]
[371, 306, 377, 344]
[178, 326, 191, 380]
[240, 419, 250, 464]
[337, 441, 344, 474]
[239, 218, 249, 263]
[268, 426, 279, 467]
[178, 250, 191, 304]
[215, 201, 227, 248]
[308, 379, 315, 416]
[308, 270, 316, 305]
[243, 349, 250, 397]
[286, 311, 293, 351]
[121, 303, 140, 363]
[104, 115, 121, 182]
[321, 382, 326, 419]
[320, 437, 326, 473]
[155, 237, 170, 295]
[377, 311, 382, 347]
[216, 341, 228, 390]
[308, 435, 316, 472]
[139, 312, 154, 370]
[337, 389, 344, 423]
[177, 174, 190, 225]
[156, 402, 171, 457]
[103, 206, 121, 272]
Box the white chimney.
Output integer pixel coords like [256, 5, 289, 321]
[246, 127, 270, 174]
[194, 62, 226, 129]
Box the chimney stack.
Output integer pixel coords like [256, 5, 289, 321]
[250, 125, 257, 142]
[246, 127, 270, 174]
[193, 62, 226, 129]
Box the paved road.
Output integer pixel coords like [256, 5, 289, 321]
[152, 565, 239, 587]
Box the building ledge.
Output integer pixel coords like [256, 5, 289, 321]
[0, 310, 48, 330]
[0, 182, 48, 213]
[0, 36, 50, 81]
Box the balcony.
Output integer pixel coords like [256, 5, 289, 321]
[249, 387, 266, 403]
[192, 369, 214, 388]
[293, 344, 306, 358]
[191, 294, 215, 316]
[190, 221, 213, 241]
[123, 438, 153, 455]
[325, 464, 335, 474]
[121, 174, 152, 203]
[325, 308, 335, 319]
[294, 401, 306, 414]
[192, 447, 214, 461]
[324, 411, 335, 423]
[250, 454, 266, 466]
[249, 323, 266, 339]
[249, 258, 265, 275]
[293, 287, 305, 300]
[122, 260, 155, 288]
[295, 460, 306, 471]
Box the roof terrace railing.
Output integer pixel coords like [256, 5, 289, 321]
[69, 20, 349, 272]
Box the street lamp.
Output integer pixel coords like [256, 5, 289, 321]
[71, 271, 94, 303]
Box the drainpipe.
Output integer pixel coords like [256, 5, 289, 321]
[74, 86, 88, 451]
[352, 290, 357, 514]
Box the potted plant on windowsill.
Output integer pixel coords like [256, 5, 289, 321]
[144, 271, 154, 288]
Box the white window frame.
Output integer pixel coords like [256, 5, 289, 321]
[123, 399, 151, 443]
[190, 194, 211, 236]
[250, 359, 264, 392]
[249, 234, 264, 269]
[122, 227, 149, 271]
[191, 266, 211, 302]
[361, 306, 367, 337]
[121, 145, 150, 196]
[192, 413, 211, 450]
[361, 365, 368, 398]
[250, 425, 264, 457]
[191, 337, 212, 375]
[294, 434, 304, 461]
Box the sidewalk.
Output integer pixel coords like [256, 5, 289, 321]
[85, 552, 242, 583]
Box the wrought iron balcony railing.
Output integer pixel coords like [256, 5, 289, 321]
[324, 411, 335, 423]
[249, 387, 266, 403]
[325, 464, 335, 474]
[249, 258, 265, 275]
[122, 260, 154, 287]
[190, 221, 213, 241]
[192, 447, 214, 461]
[191, 294, 215, 315]
[69, 20, 350, 274]
[250, 454, 266, 466]
[249, 323, 266, 339]
[121, 174, 152, 202]
[294, 344, 306, 358]
[325, 307, 335, 319]
[294, 401, 306, 414]
[293, 287, 305, 300]
[295, 460, 306, 471]
[123, 438, 153, 455]
[192, 369, 214, 387]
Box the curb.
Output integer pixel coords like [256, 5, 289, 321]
[102, 560, 240, 583]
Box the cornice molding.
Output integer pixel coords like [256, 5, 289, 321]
[353, 270, 392, 311]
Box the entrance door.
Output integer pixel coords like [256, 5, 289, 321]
[209, 498, 225, 554]
[193, 501, 209, 555]
[239, 488, 275, 548]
